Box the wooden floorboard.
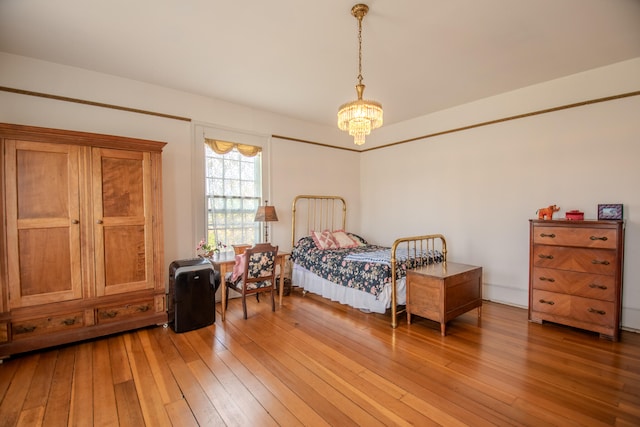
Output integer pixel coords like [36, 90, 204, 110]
[69, 342, 93, 426]
[1, 289, 639, 426]
[42, 345, 74, 426]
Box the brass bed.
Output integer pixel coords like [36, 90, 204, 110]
[291, 195, 447, 327]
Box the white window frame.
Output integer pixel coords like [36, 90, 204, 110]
[192, 123, 272, 255]
[205, 145, 261, 247]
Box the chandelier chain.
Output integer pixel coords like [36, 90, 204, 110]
[357, 14, 363, 86]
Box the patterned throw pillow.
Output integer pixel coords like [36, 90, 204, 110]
[332, 230, 359, 248]
[311, 230, 338, 250]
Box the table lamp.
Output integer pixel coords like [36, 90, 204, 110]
[254, 201, 278, 242]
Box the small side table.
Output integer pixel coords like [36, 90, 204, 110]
[406, 262, 483, 336]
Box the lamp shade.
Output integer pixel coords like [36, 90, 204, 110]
[254, 205, 278, 222]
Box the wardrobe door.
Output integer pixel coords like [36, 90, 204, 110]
[92, 148, 155, 296]
[5, 140, 82, 308]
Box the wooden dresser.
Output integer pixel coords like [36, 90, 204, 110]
[528, 219, 624, 340]
[0, 123, 167, 359]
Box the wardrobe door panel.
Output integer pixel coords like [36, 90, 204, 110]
[6, 140, 82, 308]
[93, 148, 154, 296]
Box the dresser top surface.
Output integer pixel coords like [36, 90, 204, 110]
[409, 262, 482, 279]
[530, 219, 624, 227]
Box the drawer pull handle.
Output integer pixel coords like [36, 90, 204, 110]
[101, 310, 118, 319]
[539, 233, 555, 238]
[588, 308, 606, 315]
[588, 283, 608, 290]
[591, 260, 610, 265]
[539, 299, 555, 305]
[137, 305, 150, 312]
[539, 277, 555, 282]
[538, 254, 554, 260]
[590, 236, 608, 241]
[62, 318, 76, 326]
[15, 325, 36, 334]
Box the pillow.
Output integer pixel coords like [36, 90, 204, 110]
[231, 253, 246, 282]
[290, 236, 316, 262]
[332, 230, 359, 248]
[294, 236, 316, 251]
[311, 230, 338, 250]
[347, 233, 368, 246]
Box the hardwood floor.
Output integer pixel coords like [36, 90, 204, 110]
[1, 289, 639, 426]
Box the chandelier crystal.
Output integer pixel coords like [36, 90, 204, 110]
[337, 4, 383, 146]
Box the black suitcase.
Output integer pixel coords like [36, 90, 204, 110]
[168, 258, 220, 333]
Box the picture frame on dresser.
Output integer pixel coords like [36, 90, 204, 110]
[598, 204, 623, 220]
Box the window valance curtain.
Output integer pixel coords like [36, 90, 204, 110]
[205, 138, 261, 157]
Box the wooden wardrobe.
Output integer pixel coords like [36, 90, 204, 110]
[0, 123, 166, 359]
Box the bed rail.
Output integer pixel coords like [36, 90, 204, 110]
[390, 234, 447, 328]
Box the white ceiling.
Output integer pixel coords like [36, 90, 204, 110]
[1, 0, 639, 128]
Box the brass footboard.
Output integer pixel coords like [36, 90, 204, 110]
[390, 234, 447, 328]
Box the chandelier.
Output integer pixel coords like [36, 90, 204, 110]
[337, 4, 383, 146]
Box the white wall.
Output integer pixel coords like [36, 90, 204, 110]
[360, 59, 640, 330]
[270, 138, 361, 249]
[0, 52, 360, 286]
[1, 52, 639, 331]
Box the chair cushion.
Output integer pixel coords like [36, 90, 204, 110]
[228, 278, 273, 291]
[247, 251, 275, 278]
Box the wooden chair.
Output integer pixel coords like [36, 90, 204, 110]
[225, 243, 278, 319]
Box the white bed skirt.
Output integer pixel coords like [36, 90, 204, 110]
[292, 264, 406, 314]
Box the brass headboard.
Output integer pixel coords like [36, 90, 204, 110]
[291, 195, 346, 247]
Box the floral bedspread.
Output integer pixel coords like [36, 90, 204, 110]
[290, 234, 444, 299]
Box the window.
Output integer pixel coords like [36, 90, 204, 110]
[204, 141, 262, 249]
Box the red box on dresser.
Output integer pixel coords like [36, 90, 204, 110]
[565, 210, 584, 220]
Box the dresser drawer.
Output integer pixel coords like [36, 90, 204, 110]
[11, 311, 84, 339]
[571, 297, 617, 327]
[531, 290, 615, 327]
[532, 245, 617, 275]
[96, 299, 154, 324]
[531, 267, 615, 301]
[533, 226, 617, 249]
[570, 296, 616, 326]
[531, 290, 570, 317]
